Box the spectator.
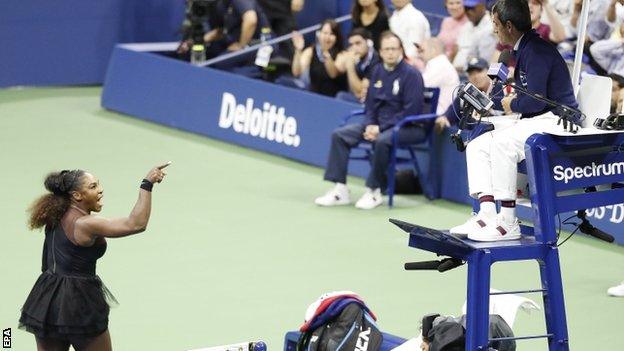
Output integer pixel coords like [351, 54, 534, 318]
[389, 0, 431, 60]
[529, 0, 567, 43]
[314, 31, 425, 210]
[419, 37, 460, 114]
[335, 28, 381, 103]
[544, 0, 575, 37]
[351, 0, 390, 51]
[257, 0, 305, 58]
[201, 0, 272, 69]
[590, 35, 624, 78]
[437, 0, 469, 60]
[435, 57, 492, 133]
[453, 0, 497, 72]
[571, 0, 616, 43]
[291, 19, 347, 97]
[608, 73, 624, 113]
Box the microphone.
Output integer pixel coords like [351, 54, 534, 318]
[486, 50, 512, 96]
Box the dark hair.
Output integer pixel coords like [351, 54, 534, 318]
[28, 169, 85, 230]
[348, 27, 372, 41]
[378, 30, 403, 50]
[610, 73, 624, 87]
[319, 19, 345, 51]
[492, 0, 532, 33]
[351, 0, 388, 27]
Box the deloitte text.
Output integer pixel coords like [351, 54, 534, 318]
[218, 92, 301, 147]
[553, 162, 624, 183]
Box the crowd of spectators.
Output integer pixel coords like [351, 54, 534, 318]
[185, 0, 624, 117]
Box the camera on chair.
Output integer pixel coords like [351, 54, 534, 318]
[594, 113, 624, 131]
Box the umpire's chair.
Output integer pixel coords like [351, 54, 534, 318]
[342, 87, 440, 207]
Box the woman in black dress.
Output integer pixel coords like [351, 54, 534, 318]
[19, 163, 170, 350]
[351, 0, 389, 50]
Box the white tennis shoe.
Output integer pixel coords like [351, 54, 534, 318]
[314, 184, 350, 206]
[468, 215, 521, 242]
[449, 212, 496, 236]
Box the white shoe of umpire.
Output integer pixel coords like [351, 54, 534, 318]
[314, 184, 350, 206]
[607, 282, 624, 297]
[449, 212, 495, 236]
[468, 215, 521, 242]
[355, 188, 383, 210]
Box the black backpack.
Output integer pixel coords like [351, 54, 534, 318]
[297, 303, 382, 351]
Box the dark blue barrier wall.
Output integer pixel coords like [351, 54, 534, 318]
[101, 46, 624, 244]
[102, 46, 369, 176]
[0, 0, 186, 87]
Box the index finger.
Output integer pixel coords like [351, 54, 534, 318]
[157, 161, 172, 169]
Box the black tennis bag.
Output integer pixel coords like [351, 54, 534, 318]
[297, 303, 382, 351]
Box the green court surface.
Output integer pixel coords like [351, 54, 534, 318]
[1, 87, 623, 350]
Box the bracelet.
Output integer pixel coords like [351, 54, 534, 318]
[140, 179, 153, 192]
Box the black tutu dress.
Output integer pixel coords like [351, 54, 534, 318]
[19, 208, 117, 339]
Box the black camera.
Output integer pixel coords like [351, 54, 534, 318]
[183, 0, 218, 44]
[594, 113, 624, 131]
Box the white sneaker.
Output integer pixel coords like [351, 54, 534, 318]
[355, 188, 383, 210]
[449, 212, 496, 236]
[468, 215, 521, 242]
[607, 282, 624, 297]
[314, 184, 350, 206]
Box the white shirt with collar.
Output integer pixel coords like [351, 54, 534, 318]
[423, 54, 460, 114]
[389, 3, 431, 59]
[453, 12, 497, 71]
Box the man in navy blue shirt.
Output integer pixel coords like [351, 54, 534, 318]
[315, 31, 425, 210]
[450, 0, 578, 241]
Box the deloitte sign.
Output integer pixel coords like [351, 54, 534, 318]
[218, 92, 301, 147]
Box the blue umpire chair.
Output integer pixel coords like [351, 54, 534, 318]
[341, 87, 440, 207]
[393, 131, 624, 350]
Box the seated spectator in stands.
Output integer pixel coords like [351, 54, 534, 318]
[435, 57, 491, 133]
[572, 0, 621, 43]
[314, 31, 425, 210]
[545, 0, 575, 37]
[419, 38, 460, 114]
[453, 0, 497, 72]
[571, 0, 620, 74]
[389, 0, 431, 61]
[334, 28, 381, 103]
[437, 0, 468, 60]
[608, 73, 624, 113]
[201, 0, 272, 68]
[291, 19, 348, 97]
[352, 0, 390, 51]
[530, 0, 567, 43]
[606, 0, 624, 25]
[257, 0, 305, 59]
[590, 34, 624, 80]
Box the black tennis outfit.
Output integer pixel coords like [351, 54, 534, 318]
[19, 207, 115, 341]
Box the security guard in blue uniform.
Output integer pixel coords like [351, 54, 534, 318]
[314, 31, 426, 210]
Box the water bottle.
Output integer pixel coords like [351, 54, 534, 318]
[190, 43, 206, 65]
[255, 27, 273, 68]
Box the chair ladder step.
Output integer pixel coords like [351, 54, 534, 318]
[490, 334, 553, 342]
[490, 289, 546, 296]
